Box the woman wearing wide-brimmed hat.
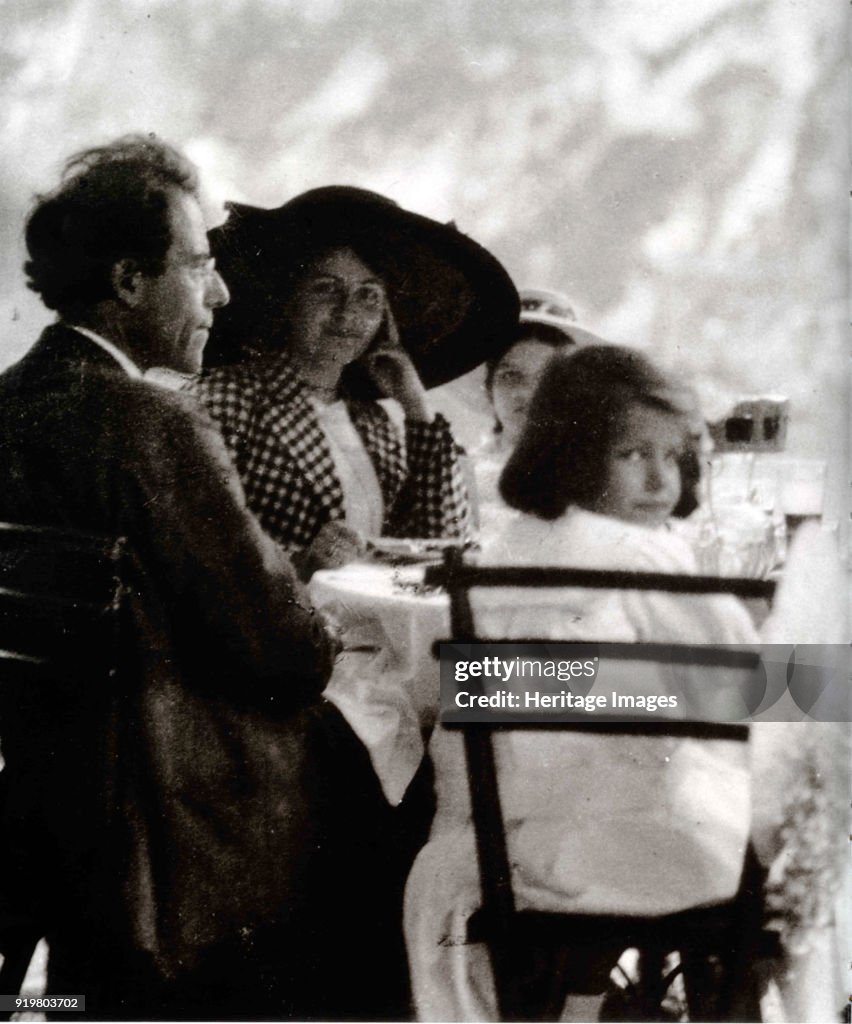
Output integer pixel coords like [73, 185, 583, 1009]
[188, 187, 517, 1018]
[194, 186, 519, 577]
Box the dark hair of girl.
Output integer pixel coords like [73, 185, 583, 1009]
[499, 345, 696, 520]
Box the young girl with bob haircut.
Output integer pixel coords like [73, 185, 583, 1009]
[501, 344, 695, 526]
[485, 344, 752, 642]
[406, 345, 845, 1021]
[404, 345, 763, 1021]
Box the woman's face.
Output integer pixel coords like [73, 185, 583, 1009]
[490, 337, 560, 445]
[285, 247, 386, 367]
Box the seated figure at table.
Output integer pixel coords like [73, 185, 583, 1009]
[405, 346, 766, 1021]
[474, 288, 599, 527]
[482, 345, 754, 639]
[190, 187, 516, 1016]
[194, 186, 518, 578]
[0, 135, 341, 1018]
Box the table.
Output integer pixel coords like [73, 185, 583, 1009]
[309, 562, 449, 804]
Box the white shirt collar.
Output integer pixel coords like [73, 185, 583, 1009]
[142, 366, 196, 392]
[68, 325, 143, 379]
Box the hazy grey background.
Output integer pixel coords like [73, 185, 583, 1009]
[1, 0, 847, 515]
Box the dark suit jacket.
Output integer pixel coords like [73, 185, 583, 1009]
[0, 324, 337, 983]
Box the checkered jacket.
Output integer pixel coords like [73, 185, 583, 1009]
[193, 354, 472, 553]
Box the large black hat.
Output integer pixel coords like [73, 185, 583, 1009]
[204, 186, 519, 389]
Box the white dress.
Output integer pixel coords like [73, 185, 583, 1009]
[469, 434, 512, 540]
[405, 508, 763, 1022]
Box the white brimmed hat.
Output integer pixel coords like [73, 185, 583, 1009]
[518, 288, 607, 348]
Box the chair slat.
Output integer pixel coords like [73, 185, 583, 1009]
[425, 562, 776, 600]
[434, 637, 760, 669]
[0, 521, 121, 552]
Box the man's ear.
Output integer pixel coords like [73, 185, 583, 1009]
[111, 259, 146, 307]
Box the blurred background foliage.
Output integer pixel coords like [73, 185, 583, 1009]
[0, 0, 846, 512]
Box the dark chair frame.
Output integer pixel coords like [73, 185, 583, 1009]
[425, 547, 779, 1022]
[0, 522, 126, 1015]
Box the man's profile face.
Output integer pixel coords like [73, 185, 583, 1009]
[135, 191, 229, 373]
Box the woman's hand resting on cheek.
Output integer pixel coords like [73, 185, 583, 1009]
[363, 308, 433, 423]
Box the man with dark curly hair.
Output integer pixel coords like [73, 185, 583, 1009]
[23, 134, 227, 374]
[0, 136, 338, 1018]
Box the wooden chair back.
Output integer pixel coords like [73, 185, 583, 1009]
[425, 547, 776, 1021]
[0, 522, 126, 1013]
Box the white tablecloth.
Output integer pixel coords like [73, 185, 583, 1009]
[310, 563, 449, 804]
